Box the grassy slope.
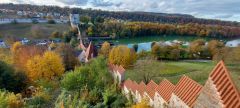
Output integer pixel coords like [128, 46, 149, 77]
[0, 23, 70, 39]
[125, 60, 240, 89]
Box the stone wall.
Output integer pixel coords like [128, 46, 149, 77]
[194, 79, 224, 108]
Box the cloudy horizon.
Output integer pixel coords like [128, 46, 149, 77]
[1, 0, 240, 22]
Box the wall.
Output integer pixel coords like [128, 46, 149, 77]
[153, 93, 168, 108]
[194, 79, 224, 108]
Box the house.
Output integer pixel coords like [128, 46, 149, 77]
[194, 61, 240, 108]
[135, 81, 147, 103]
[226, 39, 240, 47]
[154, 79, 175, 108]
[78, 42, 97, 63]
[120, 61, 240, 108]
[69, 13, 80, 28]
[122, 79, 134, 99]
[109, 64, 126, 84]
[144, 80, 158, 107]
[169, 75, 203, 108]
[0, 40, 7, 48]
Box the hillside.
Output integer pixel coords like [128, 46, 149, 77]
[0, 23, 70, 39]
[0, 3, 239, 27]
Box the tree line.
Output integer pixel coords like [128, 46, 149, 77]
[0, 4, 239, 27]
[85, 20, 240, 38]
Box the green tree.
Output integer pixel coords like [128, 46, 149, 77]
[0, 61, 27, 93]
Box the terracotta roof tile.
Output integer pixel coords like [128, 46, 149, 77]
[137, 81, 146, 97]
[155, 79, 175, 102]
[145, 80, 158, 100]
[109, 64, 126, 75]
[79, 40, 86, 50]
[85, 42, 94, 60]
[209, 61, 240, 108]
[173, 75, 202, 107]
[123, 79, 133, 90]
[131, 81, 139, 93]
[117, 65, 125, 75]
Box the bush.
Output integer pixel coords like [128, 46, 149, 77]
[25, 87, 51, 107]
[0, 90, 23, 108]
[0, 61, 27, 93]
[61, 67, 90, 91]
[48, 19, 56, 24]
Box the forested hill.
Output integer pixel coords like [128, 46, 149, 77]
[0, 3, 239, 27]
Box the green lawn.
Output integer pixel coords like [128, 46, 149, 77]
[0, 23, 70, 39]
[125, 60, 240, 89]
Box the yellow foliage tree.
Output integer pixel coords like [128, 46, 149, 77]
[11, 42, 22, 54]
[0, 48, 13, 64]
[131, 99, 151, 108]
[109, 45, 136, 68]
[99, 41, 111, 57]
[26, 51, 65, 81]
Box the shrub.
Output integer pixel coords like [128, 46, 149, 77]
[48, 19, 56, 24]
[0, 61, 27, 93]
[0, 90, 23, 108]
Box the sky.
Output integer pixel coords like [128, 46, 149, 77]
[1, 0, 240, 22]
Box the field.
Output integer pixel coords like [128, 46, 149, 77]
[125, 60, 240, 89]
[0, 23, 70, 39]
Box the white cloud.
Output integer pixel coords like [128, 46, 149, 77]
[0, 0, 240, 21]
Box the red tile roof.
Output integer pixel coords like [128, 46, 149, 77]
[131, 81, 139, 93]
[85, 42, 94, 60]
[209, 61, 240, 108]
[155, 79, 175, 102]
[145, 80, 158, 100]
[137, 81, 146, 97]
[123, 79, 133, 90]
[174, 75, 203, 107]
[117, 65, 125, 75]
[79, 40, 86, 50]
[108, 64, 126, 75]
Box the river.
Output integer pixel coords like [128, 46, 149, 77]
[111, 36, 240, 52]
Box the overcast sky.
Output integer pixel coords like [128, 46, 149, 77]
[1, 0, 240, 22]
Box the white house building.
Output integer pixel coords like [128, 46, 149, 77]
[69, 13, 80, 28]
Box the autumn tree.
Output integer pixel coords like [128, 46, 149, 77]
[51, 31, 61, 39]
[11, 42, 22, 54]
[12, 45, 45, 71]
[109, 45, 137, 68]
[0, 48, 13, 64]
[207, 40, 224, 56]
[189, 39, 206, 58]
[26, 51, 65, 81]
[151, 44, 160, 59]
[55, 43, 79, 70]
[99, 42, 111, 58]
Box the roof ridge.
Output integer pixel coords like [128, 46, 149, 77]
[208, 61, 240, 107]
